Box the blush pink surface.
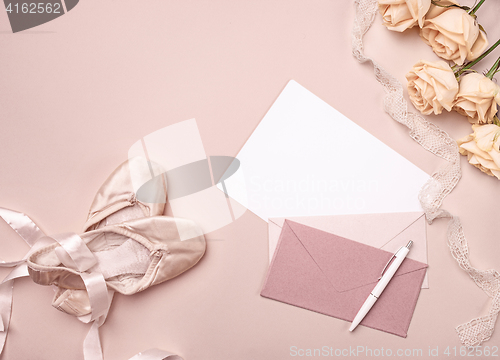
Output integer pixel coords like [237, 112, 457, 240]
[0, 1, 500, 359]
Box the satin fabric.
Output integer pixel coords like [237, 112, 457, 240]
[52, 157, 168, 317]
[129, 348, 183, 360]
[0, 208, 185, 360]
[28, 216, 206, 302]
[0, 208, 46, 353]
[83, 157, 167, 232]
[0, 158, 199, 359]
[53, 232, 97, 272]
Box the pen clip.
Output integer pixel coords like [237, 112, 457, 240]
[378, 246, 403, 280]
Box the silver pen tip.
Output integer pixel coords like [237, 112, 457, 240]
[406, 240, 413, 249]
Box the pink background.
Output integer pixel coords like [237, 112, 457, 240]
[1, 1, 500, 359]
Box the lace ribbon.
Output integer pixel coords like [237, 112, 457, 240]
[352, 0, 500, 346]
[0, 207, 183, 360]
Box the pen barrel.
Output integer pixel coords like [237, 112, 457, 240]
[372, 247, 410, 296]
[350, 293, 378, 331]
[349, 246, 411, 332]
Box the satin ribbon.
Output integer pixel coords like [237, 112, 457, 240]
[0, 208, 46, 354]
[129, 348, 183, 360]
[0, 207, 182, 360]
[52, 232, 97, 272]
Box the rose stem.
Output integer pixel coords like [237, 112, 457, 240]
[485, 56, 500, 80]
[456, 38, 500, 76]
[469, 0, 486, 15]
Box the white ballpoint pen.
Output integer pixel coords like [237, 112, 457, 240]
[349, 240, 413, 332]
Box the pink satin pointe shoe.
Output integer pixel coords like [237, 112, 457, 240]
[27, 216, 206, 317]
[28, 158, 205, 318]
[83, 157, 167, 232]
[3, 159, 200, 360]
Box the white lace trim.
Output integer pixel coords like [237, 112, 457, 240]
[352, 0, 500, 346]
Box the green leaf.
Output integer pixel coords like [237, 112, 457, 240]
[478, 23, 487, 35]
[494, 115, 500, 127]
[431, 1, 464, 9]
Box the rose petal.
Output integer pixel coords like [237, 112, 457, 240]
[460, 139, 493, 160]
[468, 30, 489, 61]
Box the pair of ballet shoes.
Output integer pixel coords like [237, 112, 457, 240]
[27, 158, 206, 317]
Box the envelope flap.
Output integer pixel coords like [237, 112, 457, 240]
[285, 220, 427, 292]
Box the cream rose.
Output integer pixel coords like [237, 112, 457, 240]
[420, 8, 488, 65]
[454, 73, 500, 124]
[424, 0, 458, 19]
[457, 124, 500, 179]
[378, 0, 431, 32]
[406, 60, 459, 115]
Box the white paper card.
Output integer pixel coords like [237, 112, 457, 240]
[219, 80, 429, 220]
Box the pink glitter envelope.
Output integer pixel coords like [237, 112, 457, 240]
[261, 220, 428, 337]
